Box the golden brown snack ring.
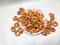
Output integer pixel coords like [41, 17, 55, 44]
[52, 21, 58, 27]
[14, 22, 19, 27]
[11, 27, 16, 32]
[41, 31, 47, 36]
[15, 31, 21, 36]
[29, 28, 35, 34]
[49, 13, 54, 17]
[13, 16, 18, 21]
[50, 27, 56, 32]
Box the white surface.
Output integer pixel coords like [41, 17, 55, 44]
[0, 0, 60, 45]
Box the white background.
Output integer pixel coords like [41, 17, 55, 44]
[0, 0, 60, 45]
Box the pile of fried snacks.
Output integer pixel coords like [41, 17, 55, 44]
[11, 7, 58, 36]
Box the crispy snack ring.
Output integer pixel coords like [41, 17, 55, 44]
[29, 28, 35, 34]
[38, 19, 43, 24]
[13, 16, 18, 21]
[11, 27, 16, 32]
[49, 13, 54, 17]
[49, 13, 55, 21]
[14, 22, 19, 27]
[41, 31, 47, 36]
[50, 27, 56, 32]
[52, 21, 58, 27]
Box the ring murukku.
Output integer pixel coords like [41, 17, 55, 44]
[11, 27, 16, 32]
[13, 16, 18, 21]
[41, 31, 47, 36]
[52, 21, 58, 27]
[38, 19, 43, 24]
[15, 31, 21, 36]
[50, 27, 56, 32]
[49, 13, 54, 17]
[29, 28, 35, 34]
[14, 22, 19, 27]
[39, 25, 45, 30]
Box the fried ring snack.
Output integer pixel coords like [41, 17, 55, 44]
[13, 16, 18, 21]
[14, 22, 19, 27]
[11, 27, 16, 32]
[38, 19, 43, 24]
[49, 13, 54, 17]
[15, 31, 21, 36]
[39, 25, 45, 30]
[41, 31, 47, 36]
[50, 27, 56, 32]
[29, 28, 35, 34]
[52, 21, 58, 27]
